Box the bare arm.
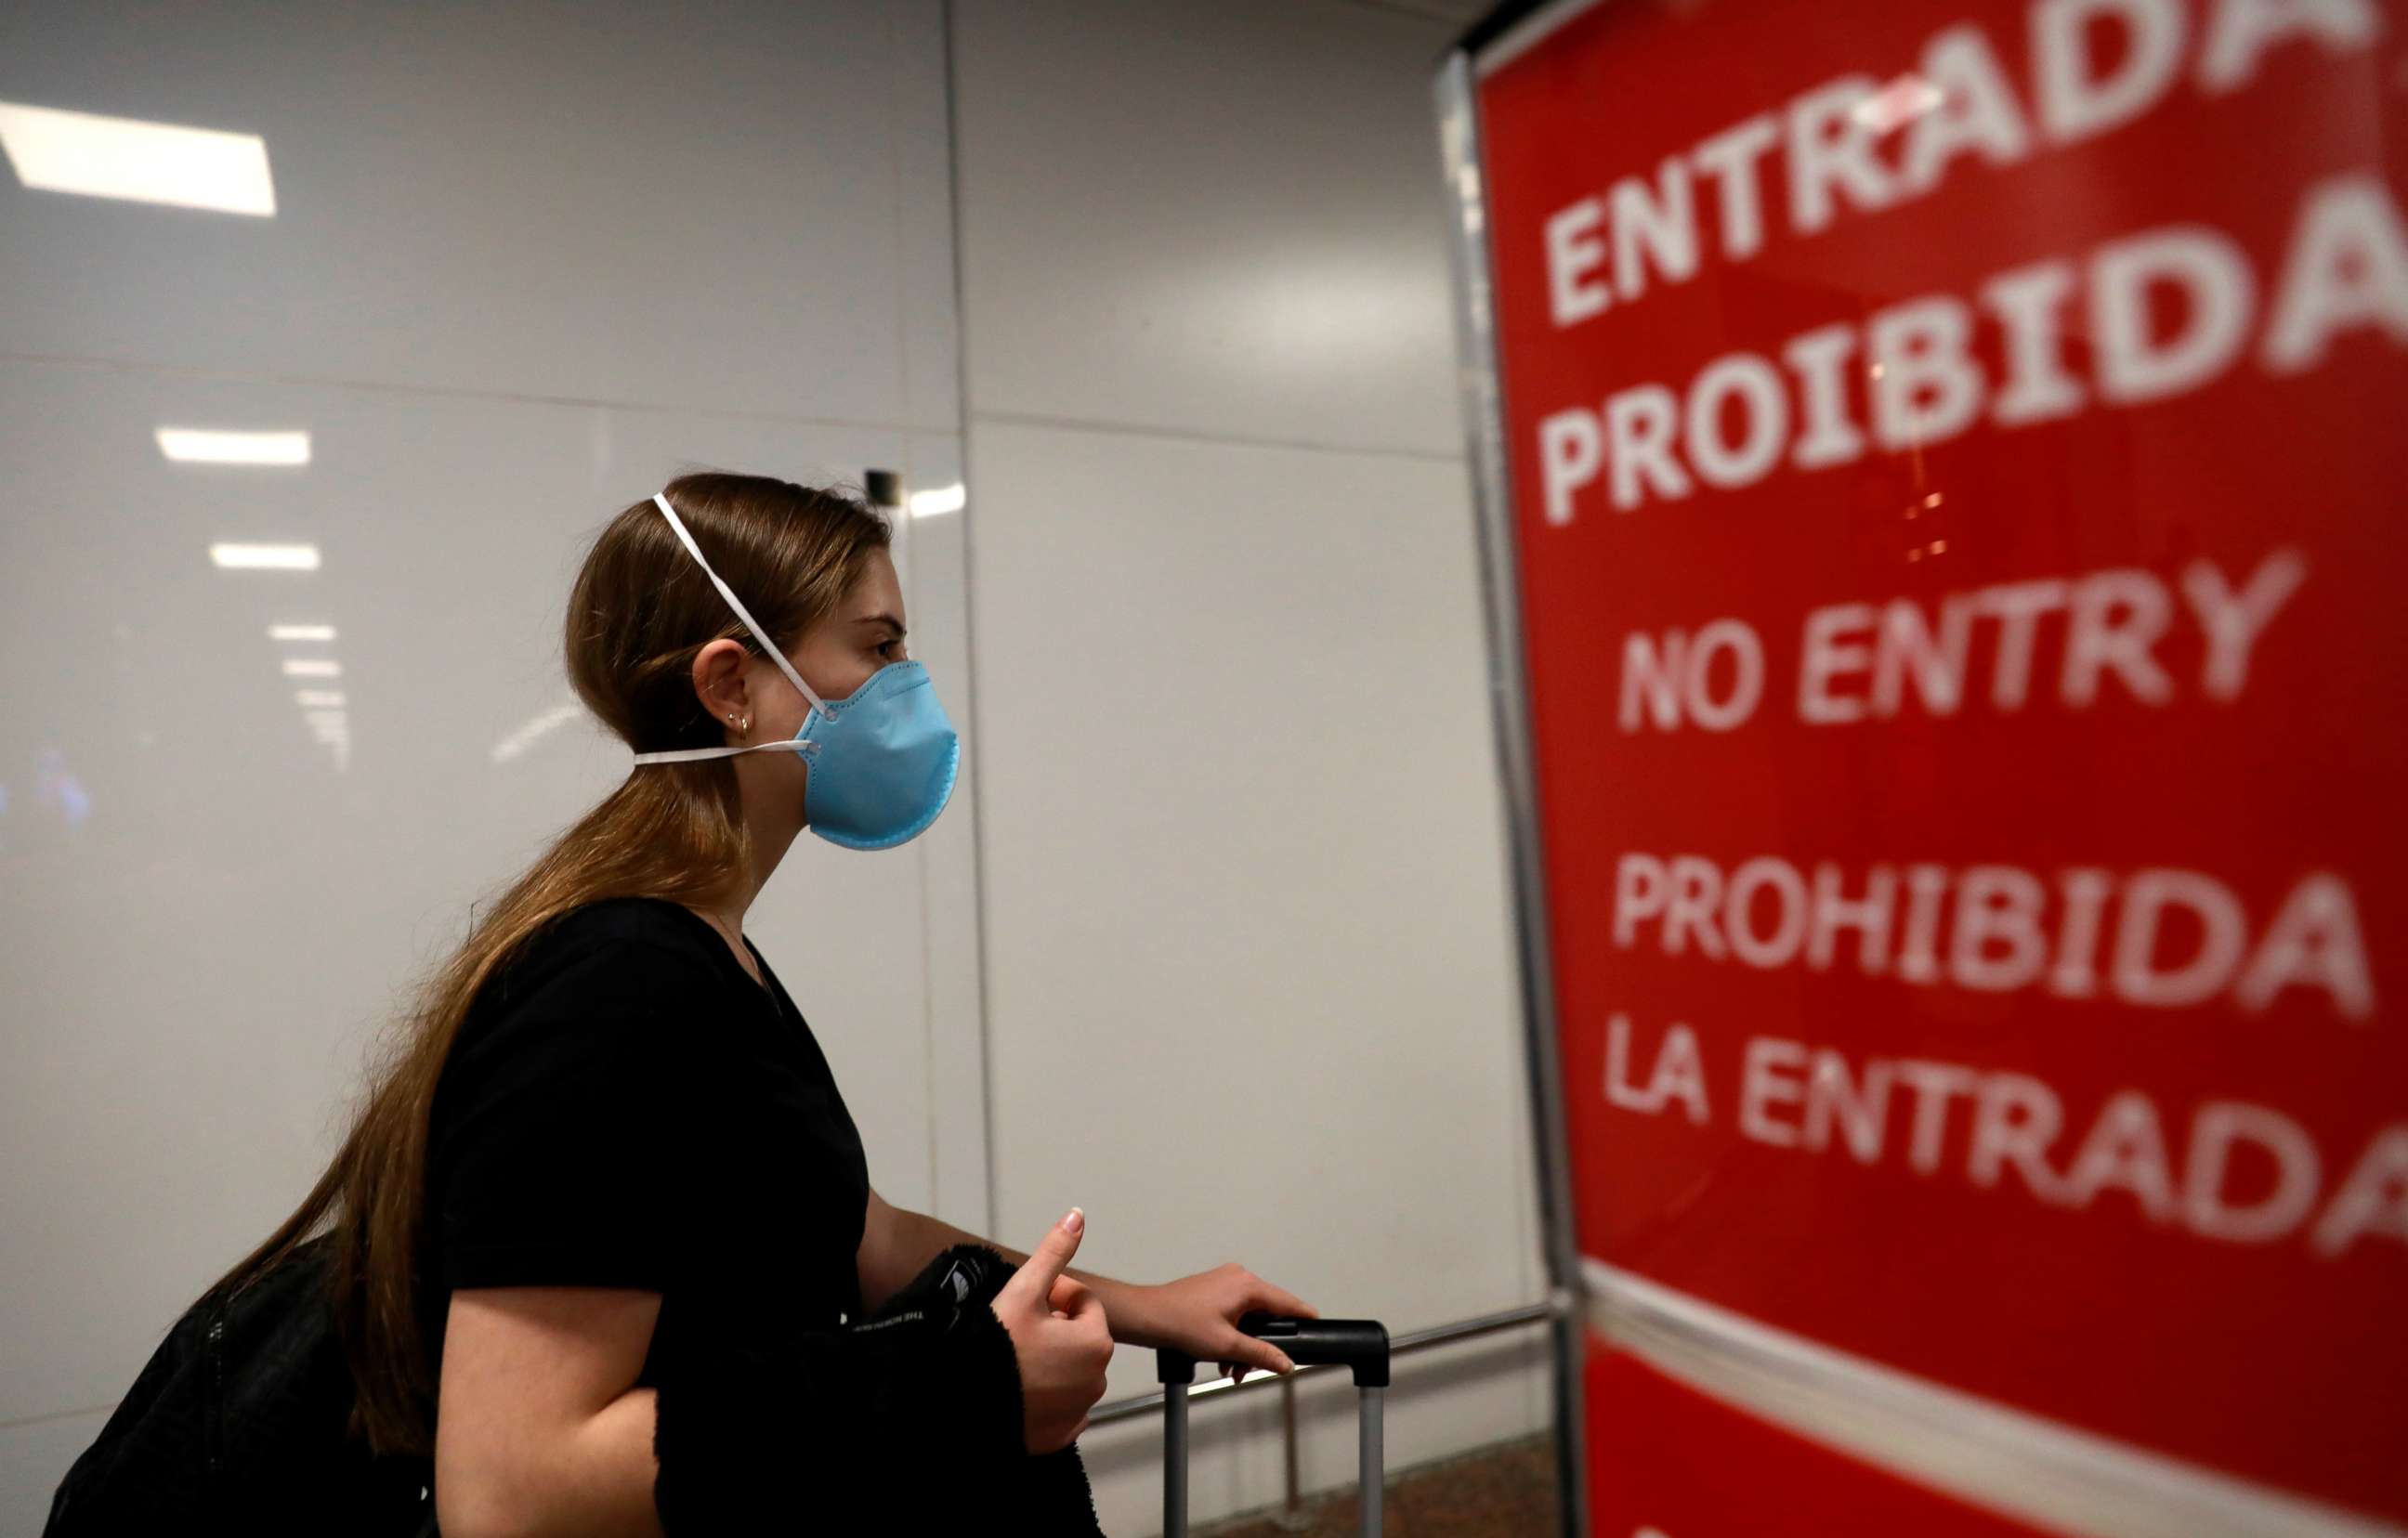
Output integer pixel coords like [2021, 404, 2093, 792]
[430, 1207, 1143, 1533]
[857, 1187, 1171, 1347]
[857, 1188, 1317, 1377]
[434, 1207, 1089, 1537]
[435, 1286, 665, 1538]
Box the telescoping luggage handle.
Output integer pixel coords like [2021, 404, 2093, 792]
[1158, 1311, 1392, 1538]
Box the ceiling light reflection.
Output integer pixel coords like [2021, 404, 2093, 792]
[908, 483, 966, 518]
[0, 99, 275, 215]
[159, 428, 310, 465]
[491, 701, 586, 764]
[211, 542, 320, 569]
[1853, 75, 1943, 136]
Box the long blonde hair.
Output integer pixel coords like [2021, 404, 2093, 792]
[201, 469, 895, 1456]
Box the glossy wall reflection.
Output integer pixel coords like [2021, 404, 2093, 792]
[0, 3, 988, 1524]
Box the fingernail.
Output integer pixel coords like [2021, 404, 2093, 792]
[1064, 1206, 1084, 1234]
[1279, 1354, 1295, 1374]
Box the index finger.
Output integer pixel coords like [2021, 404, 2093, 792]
[1049, 1274, 1097, 1314]
[1226, 1333, 1293, 1376]
[1252, 1281, 1318, 1320]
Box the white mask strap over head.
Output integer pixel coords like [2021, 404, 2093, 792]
[630, 489, 830, 765]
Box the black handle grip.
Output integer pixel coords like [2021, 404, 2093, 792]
[1157, 1314, 1391, 1388]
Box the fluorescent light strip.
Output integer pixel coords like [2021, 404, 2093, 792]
[0, 99, 275, 215]
[491, 700, 586, 764]
[294, 689, 346, 708]
[1853, 75, 1943, 134]
[211, 542, 319, 569]
[268, 623, 336, 642]
[908, 482, 966, 518]
[159, 428, 310, 465]
[281, 658, 340, 678]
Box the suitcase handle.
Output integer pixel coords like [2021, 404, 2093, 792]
[1155, 1313, 1391, 1387]
[1239, 1311, 1392, 1387]
[1157, 1315, 1391, 1536]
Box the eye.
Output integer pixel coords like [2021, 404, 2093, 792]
[877, 637, 904, 659]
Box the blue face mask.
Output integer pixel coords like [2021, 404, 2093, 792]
[628, 490, 960, 852]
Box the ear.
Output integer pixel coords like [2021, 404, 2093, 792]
[690, 639, 754, 730]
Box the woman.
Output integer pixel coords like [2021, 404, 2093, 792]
[205, 471, 1315, 1534]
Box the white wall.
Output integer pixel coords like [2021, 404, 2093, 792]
[0, 3, 992, 1531]
[948, 2, 1548, 1531]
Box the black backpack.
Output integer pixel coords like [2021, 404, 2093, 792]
[43, 1233, 437, 1537]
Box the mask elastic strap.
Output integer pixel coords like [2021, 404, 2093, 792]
[650, 488, 832, 711]
[630, 738, 809, 764]
[629, 490, 833, 767]
[650, 491, 830, 717]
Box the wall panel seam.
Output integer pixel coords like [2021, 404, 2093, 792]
[970, 406, 1469, 463]
[0, 349, 950, 435]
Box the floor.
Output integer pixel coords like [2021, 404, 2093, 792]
[1196, 1433, 1561, 1537]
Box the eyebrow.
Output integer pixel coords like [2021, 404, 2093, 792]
[855, 612, 907, 636]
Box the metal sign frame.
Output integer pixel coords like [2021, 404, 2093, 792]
[1433, 11, 1601, 1531]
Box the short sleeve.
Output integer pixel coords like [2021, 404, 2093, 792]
[431, 937, 724, 1294]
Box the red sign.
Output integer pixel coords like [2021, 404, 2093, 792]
[1587, 1349, 2050, 1538]
[1468, 0, 2407, 1522]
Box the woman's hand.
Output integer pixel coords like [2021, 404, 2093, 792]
[1138, 1262, 1320, 1385]
[992, 1208, 1116, 1453]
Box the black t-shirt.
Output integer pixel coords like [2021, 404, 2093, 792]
[417, 896, 870, 1393]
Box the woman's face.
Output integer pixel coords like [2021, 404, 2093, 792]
[688, 546, 909, 754]
[740, 546, 908, 749]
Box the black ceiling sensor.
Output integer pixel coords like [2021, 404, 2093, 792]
[863, 468, 903, 508]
